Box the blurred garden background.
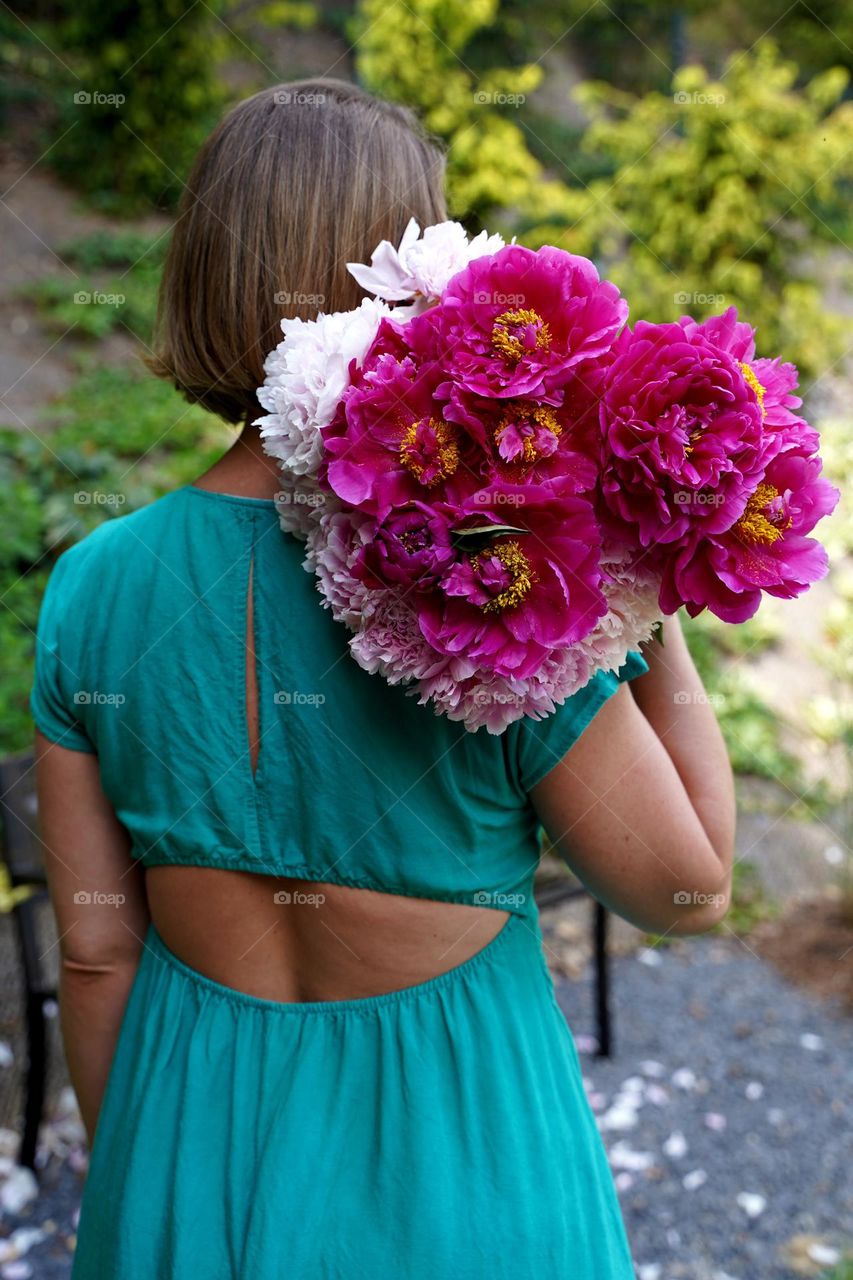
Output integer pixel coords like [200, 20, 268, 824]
[0, 1, 851, 1277]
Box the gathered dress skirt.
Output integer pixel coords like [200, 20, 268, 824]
[70, 910, 635, 1279]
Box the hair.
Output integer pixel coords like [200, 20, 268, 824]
[146, 78, 447, 424]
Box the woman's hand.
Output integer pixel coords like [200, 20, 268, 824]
[531, 614, 735, 938]
[34, 732, 149, 1146]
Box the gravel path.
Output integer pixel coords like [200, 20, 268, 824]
[549, 928, 853, 1280]
[1, 931, 850, 1278]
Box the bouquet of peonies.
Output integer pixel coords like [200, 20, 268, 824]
[256, 220, 839, 733]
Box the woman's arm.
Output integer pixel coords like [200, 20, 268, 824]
[34, 731, 150, 1146]
[628, 612, 735, 866]
[530, 614, 735, 937]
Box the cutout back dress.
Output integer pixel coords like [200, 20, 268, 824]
[32, 484, 648, 1279]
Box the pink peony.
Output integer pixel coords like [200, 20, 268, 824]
[578, 544, 662, 671]
[354, 504, 457, 592]
[321, 326, 485, 517]
[419, 244, 627, 403]
[443, 389, 600, 494]
[418, 478, 606, 680]
[259, 226, 838, 733]
[349, 591, 468, 684]
[598, 319, 771, 547]
[680, 308, 818, 454]
[659, 447, 840, 622]
[306, 511, 376, 628]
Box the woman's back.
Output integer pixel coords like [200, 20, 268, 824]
[34, 480, 646, 1000]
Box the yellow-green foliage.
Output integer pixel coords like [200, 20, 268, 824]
[554, 42, 853, 380]
[352, 0, 572, 227]
[354, 18, 852, 381]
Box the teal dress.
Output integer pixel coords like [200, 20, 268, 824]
[31, 485, 649, 1279]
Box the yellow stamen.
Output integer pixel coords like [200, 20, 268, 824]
[491, 309, 551, 363]
[684, 426, 703, 458]
[399, 418, 459, 486]
[734, 482, 791, 546]
[738, 361, 766, 417]
[473, 540, 537, 612]
[495, 404, 562, 464]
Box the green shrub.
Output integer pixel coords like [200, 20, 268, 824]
[549, 42, 853, 382]
[0, 356, 227, 756]
[49, 0, 232, 210]
[353, 0, 573, 229]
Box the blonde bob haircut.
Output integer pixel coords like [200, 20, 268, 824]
[147, 78, 447, 424]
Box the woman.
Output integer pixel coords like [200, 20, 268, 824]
[32, 79, 735, 1278]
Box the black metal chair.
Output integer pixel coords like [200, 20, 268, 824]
[0, 751, 55, 1172]
[533, 864, 613, 1057]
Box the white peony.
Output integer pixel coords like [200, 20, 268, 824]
[305, 511, 375, 628]
[255, 296, 389, 478]
[346, 217, 506, 304]
[578, 544, 662, 674]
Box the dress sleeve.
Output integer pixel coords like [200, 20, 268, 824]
[511, 650, 649, 793]
[30, 553, 96, 753]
